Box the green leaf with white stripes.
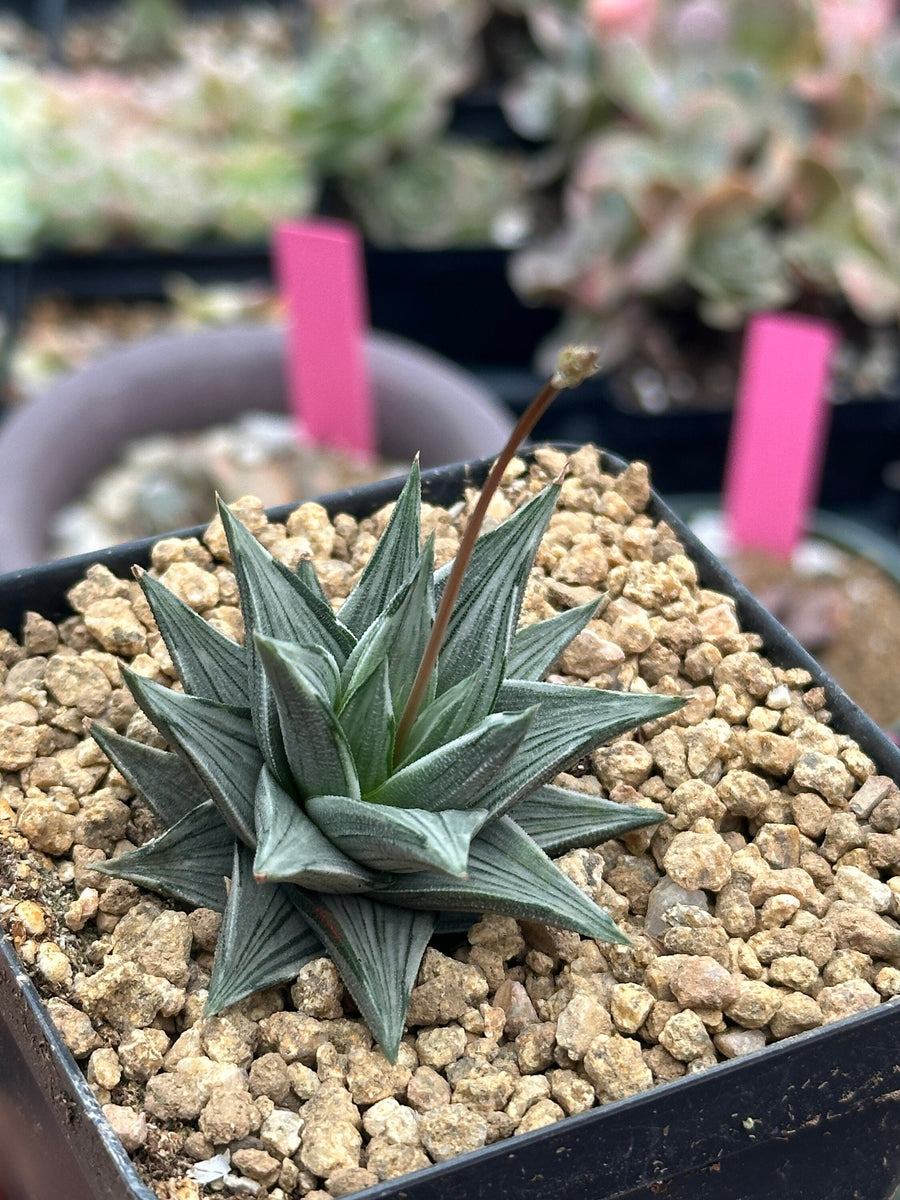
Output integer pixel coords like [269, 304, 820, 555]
[256, 637, 359, 801]
[207, 844, 322, 1015]
[253, 767, 372, 892]
[514, 784, 665, 855]
[306, 795, 483, 876]
[434, 484, 560, 719]
[341, 536, 435, 721]
[338, 459, 421, 637]
[90, 722, 207, 827]
[137, 568, 250, 706]
[290, 891, 434, 1061]
[94, 800, 233, 911]
[508, 598, 603, 681]
[372, 815, 629, 945]
[122, 666, 261, 845]
[217, 497, 355, 787]
[469, 679, 684, 819]
[364, 708, 535, 811]
[337, 660, 394, 794]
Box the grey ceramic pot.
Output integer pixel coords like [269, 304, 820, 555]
[0, 324, 514, 572]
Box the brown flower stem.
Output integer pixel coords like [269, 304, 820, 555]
[393, 347, 599, 764]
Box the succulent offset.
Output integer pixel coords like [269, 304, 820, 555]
[92, 455, 681, 1060]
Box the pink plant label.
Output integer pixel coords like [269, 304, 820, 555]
[724, 313, 839, 559]
[273, 219, 374, 461]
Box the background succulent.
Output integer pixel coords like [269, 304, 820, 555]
[91, 455, 680, 1060]
[0, 0, 523, 254]
[507, 0, 900, 363]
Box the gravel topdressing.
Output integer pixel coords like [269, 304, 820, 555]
[1, 443, 899, 1200]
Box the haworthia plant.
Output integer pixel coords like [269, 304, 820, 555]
[94, 352, 683, 1060]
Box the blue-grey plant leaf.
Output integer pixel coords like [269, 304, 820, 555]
[254, 635, 341, 706]
[514, 784, 665, 855]
[94, 800, 233, 911]
[338, 458, 421, 637]
[217, 497, 355, 788]
[207, 844, 323, 1015]
[295, 557, 329, 606]
[306, 795, 483, 876]
[122, 666, 260, 846]
[469, 680, 684, 819]
[435, 484, 561, 719]
[341, 536, 435, 721]
[507, 598, 603, 681]
[253, 767, 372, 892]
[397, 672, 483, 766]
[365, 708, 536, 812]
[90, 722, 207, 827]
[256, 638, 359, 802]
[337, 660, 394, 794]
[290, 891, 435, 1061]
[217, 497, 356, 664]
[137, 568, 250, 706]
[373, 815, 629, 945]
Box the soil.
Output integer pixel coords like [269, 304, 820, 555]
[734, 547, 900, 730]
[610, 308, 900, 414]
[1, 444, 899, 1200]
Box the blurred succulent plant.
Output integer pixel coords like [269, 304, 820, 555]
[344, 139, 532, 249]
[0, 1, 524, 255]
[508, 0, 900, 360]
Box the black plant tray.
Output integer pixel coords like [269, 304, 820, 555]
[3, 448, 900, 1199]
[489, 369, 900, 531]
[0, 246, 558, 372]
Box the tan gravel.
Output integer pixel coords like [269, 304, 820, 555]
[2, 444, 900, 1200]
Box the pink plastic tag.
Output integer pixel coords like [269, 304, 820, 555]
[273, 219, 374, 461]
[724, 313, 839, 559]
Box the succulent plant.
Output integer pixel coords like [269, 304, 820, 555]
[508, 0, 900, 361]
[0, 1, 524, 255]
[90, 356, 681, 1060]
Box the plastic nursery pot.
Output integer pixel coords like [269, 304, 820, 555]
[2, 448, 900, 1200]
[0, 323, 514, 573]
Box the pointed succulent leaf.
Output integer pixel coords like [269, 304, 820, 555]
[254, 635, 340, 705]
[470, 679, 684, 819]
[341, 537, 435, 721]
[137, 569, 250, 706]
[435, 485, 561, 719]
[289, 891, 435, 1062]
[253, 767, 372, 892]
[217, 497, 355, 663]
[122, 667, 260, 846]
[217, 497, 355, 787]
[338, 458, 421, 636]
[90, 722, 207, 827]
[294, 557, 329, 606]
[255, 637, 359, 801]
[514, 784, 665, 856]
[94, 800, 233, 911]
[365, 708, 536, 812]
[398, 672, 483, 765]
[373, 815, 629, 945]
[306, 795, 483, 876]
[206, 844, 322, 1015]
[507, 598, 603, 681]
[337, 660, 394, 794]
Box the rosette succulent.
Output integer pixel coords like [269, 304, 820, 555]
[508, 0, 900, 360]
[91, 365, 680, 1059]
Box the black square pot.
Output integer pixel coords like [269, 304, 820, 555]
[2, 449, 900, 1200]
